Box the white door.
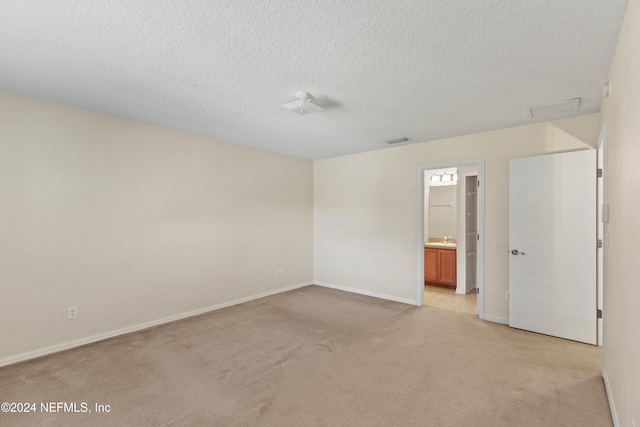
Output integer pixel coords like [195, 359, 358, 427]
[509, 150, 596, 344]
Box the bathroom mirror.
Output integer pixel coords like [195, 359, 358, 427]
[429, 185, 457, 239]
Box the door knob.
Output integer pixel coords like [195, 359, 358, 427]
[511, 249, 526, 255]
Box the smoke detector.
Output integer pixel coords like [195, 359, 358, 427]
[281, 92, 324, 115]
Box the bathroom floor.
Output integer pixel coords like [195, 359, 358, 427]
[424, 284, 477, 315]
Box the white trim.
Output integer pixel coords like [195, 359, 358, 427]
[418, 167, 425, 305]
[603, 370, 619, 427]
[0, 281, 313, 368]
[484, 315, 509, 325]
[456, 171, 479, 295]
[598, 124, 614, 426]
[417, 159, 485, 320]
[597, 124, 607, 350]
[314, 281, 417, 306]
[455, 286, 476, 295]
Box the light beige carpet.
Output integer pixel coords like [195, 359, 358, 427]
[1, 285, 611, 426]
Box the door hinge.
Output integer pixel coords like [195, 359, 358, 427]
[597, 309, 603, 319]
[477, 180, 480, 187]
[597, 239, 603, 248]
[597, 168, 603, 178]
[476, 288, 480, 295]
[477, 234, 480, 241]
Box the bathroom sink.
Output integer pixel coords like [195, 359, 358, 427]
[424, 242, 457, 248]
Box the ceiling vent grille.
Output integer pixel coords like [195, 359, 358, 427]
[528, 98, 580, 119]
[384, 137, 408, 144]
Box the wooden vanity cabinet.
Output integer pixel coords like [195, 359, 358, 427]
[424, 247, 456, 288]
[424, 248, 439, 283]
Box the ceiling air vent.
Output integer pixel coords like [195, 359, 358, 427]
[528, 98, 580, 119]
[384, 137, 408, 144]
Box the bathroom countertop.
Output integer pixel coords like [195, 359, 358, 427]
[424, 242, 457, 249]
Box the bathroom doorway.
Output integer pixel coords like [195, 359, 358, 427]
[417, 160, 485, 319]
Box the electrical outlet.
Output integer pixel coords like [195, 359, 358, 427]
[275, 269, 280, 277]
[506, 292, 510, 301]
[68, 306, 77, 320]
[280, 268, 285, 276]
[365, 270, 371, 278]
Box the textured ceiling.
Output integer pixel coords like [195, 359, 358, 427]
[0, 1, 628, 160]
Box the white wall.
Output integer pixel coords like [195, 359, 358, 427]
[600, 0, 640, 424]
[0, 92, 313, 362]
[428, 185, 457, 239]
[314, 114, 598, 317]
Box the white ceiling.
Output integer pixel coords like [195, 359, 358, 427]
[0, 1, 628, 160]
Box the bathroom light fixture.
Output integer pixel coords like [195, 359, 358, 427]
[281, 91, 324, 115]
[429, 171, 458, 186]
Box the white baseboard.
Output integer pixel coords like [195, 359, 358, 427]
[0, 281, 313, 368]
[455, 285, 476, 295]
[314, 281, 417, 306]
[602, 370, 619, 427]
[484, 315, 509, 325]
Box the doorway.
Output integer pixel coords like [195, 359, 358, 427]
[417, 159, 485, 319]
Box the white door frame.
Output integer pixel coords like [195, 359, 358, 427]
[457, 171, 478, 295]
[596, 124, 607, 350]
[416, 159, 486, 320]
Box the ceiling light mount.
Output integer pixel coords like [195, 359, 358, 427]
[384, 136, 409, 144]
[281, 91, 324, 115]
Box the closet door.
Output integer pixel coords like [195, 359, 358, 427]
[509, 150, 596, 344]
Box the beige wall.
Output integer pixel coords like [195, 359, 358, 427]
[600, 0, 640, 424]
[0, 92, 313, 362]
[314, 114, 598, 317]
